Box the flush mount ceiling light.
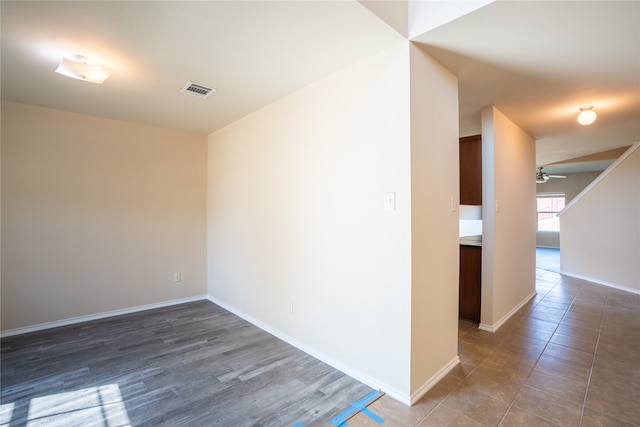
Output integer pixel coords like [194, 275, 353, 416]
[55, 55, 111, 84]
[577, 106, 597, 125]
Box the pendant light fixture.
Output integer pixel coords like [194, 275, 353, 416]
[577, 106, 596, 125]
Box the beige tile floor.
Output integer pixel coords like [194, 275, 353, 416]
[346, 259, 640, 426]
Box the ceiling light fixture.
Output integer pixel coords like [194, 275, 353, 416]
[55, 55, 111, 84]
[577, 106, 596, 125]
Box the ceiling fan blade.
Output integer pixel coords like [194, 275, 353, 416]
[548, 175, 566, 178]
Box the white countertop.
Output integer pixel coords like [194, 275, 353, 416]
[460, 235, 482, 246]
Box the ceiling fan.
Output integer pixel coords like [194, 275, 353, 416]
[536, 167, 566, 183]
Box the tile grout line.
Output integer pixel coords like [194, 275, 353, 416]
[577, 288, 606, 427]
[497, 273, 582, 427]
[495, 275, 561, 426]
[423, 258, 635, 427]
[417, 322, 481, 427]
[414, 321, 491, 426]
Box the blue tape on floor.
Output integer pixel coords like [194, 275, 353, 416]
[292, 423, 305, 427]
[331, 390, 385, 426]
[351, 402, 384, 424]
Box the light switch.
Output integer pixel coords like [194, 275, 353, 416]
[385, 192, 396, 210]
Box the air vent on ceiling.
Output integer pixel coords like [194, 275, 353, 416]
[180, 81, 216, 99]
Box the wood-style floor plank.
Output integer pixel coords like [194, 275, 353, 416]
[1, 300, 372, 426]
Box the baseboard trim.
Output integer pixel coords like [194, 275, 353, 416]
[409, 356, 460, 405]
[0, 295, 208, 338]
[206, 295, 412, 405]
[478, 290, 536, 333]
[560, 271, 640, 296]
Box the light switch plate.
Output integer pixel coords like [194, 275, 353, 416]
[385, 192, 396, 210]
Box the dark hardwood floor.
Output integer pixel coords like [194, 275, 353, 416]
[1, 300, 373, 426]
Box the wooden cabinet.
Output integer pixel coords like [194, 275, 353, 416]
[459, 135, 482, 205]
[459, 245, 482, 323]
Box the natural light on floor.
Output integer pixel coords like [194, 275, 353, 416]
[0, 384, 131, 427]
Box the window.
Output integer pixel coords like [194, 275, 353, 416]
[537, 193, 565, 231]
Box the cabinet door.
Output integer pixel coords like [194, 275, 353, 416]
[459, 245, 482, 323]
[459, 135, 482, 205]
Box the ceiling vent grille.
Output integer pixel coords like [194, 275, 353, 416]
[180, 81, 216, 99]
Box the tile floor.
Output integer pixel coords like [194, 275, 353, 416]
[346, 249, 640, 426]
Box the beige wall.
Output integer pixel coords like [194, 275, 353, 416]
[408, 43, 460, 399]
[560, 144, 640, 293]
[481, 107, 536, 330]
[207, 42, 460, 403]
[535, 171, 601, 248]
[536, 231, 560, 249]
[208, 43, 412, 401]
[1, 101, 208, 331]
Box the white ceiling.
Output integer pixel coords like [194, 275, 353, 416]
[2, 1, 639, 174]
[412, 0, 640, 171]
[1, 1, 403, 134]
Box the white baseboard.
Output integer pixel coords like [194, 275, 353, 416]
[409, 356, 460, 405]
[206, 295, 412, 405]
[560, 271, 640, 295]
[0, 295, 208, 338]
[478, 290, 536, 333]
[3, 293, 466, 408]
